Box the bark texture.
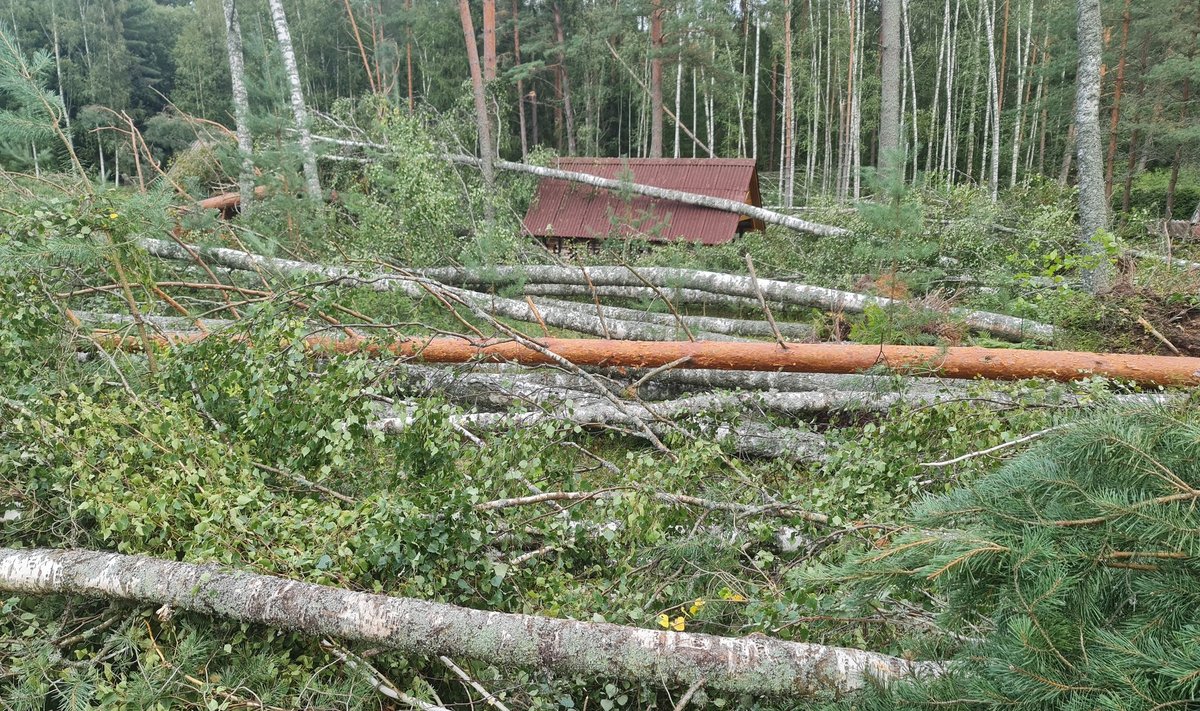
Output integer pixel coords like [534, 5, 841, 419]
[0, 548, 940, 696]
[1073, 0, 1111, 293]
[267, 0, 321, 201]
[879, 0, 902, 168]
[419, 263, 1054, 342]
[221, 0, 254, 209]
[138, 238, 735, 342]
[111, 328, 1200, 387]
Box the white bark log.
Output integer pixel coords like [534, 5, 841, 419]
[383, 405, 827, 462]
[1128, 249, 1200, 271]
[521, 283, 776, 310]
[0, 547, 942, 696]
[530, 296, 815, 340]
[137, 239, 733, 342]
[267, 0, 321, 201]
[418, 264, 1054, 342]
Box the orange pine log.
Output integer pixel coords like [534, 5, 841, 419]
[98, 335, 1200, 387]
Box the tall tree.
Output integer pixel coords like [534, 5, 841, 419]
[648, 0, 665, 158]
[1074, 0, 1111, 294]
[221, 0, 253, 209]
[878, 0, 901, 171]
[267, 0, 321, 201]
[458, 0, 496, 229]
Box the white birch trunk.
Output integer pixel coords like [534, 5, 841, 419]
[0, 548, 942, 696]
[267, 0, 321, 201]
[222, 0, 255, 208]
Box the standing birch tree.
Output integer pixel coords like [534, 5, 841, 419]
[221, 0, 254, 209]
[267, 0, 321, 201]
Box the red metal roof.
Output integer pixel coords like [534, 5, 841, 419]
[521, 157, 763, 246]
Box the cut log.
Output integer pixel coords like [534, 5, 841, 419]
[418, 264, 1054, 342]
[0, 547, 941, 695]
[106, 333, 1200, 387]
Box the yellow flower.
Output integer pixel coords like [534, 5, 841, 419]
[656, 613, 669, 628]
[670, 616, 686, 631]
[688, 598, 706, 615]
[108, 212, 119, 219]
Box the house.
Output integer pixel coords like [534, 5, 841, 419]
[521, 157, 765, 251]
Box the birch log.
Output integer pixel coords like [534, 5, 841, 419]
[530, 296, 816, 340]
[418, 264, 1054, 342]
[137, 238, 736, 342]
[521, 283, 777, 311]
[0, 547, 941, 695]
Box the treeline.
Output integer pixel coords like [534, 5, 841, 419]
[0, 0, 1196, 212]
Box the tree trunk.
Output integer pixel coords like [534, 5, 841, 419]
[552, 3, 576, 155]
[114, 331, 1200, 387]
[751, 19, 761, 161]
[1104, 0, 1130, 200]
[649, 0, 664, 157]
[1073, 0, 1111, 293]
[440, 153, 848, 236]
[410, 260, 1055, 341]
[482, 0, 497, 83]
[458, 0, 496, 230]
[267, 0, 321, 201]
[879, 0, 901, 171]
[782, 5, 795, 207]
[513, 0, 527, 157]
[222, 0, 255, 209]
[406, 0, 415, 111]
[0, 548, 938, 696]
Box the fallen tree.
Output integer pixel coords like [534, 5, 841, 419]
[137, 238, 742, 342]
[521, 282, 779, 310]
[418, 264, 1054, 343]
[306, 134, 850, 238]
[0, 547, 941, 696]
[105, 334, 1200, 386]
[387, 406, 827, 461]
[1128, 248, 1200, 271]
[528, 295, 816, 340]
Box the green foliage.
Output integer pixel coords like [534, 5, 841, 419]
[1124, 168, 1200, 218]
[808, 404, 1200, 710]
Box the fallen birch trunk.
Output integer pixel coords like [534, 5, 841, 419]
[0, 547, 940, 695]
[528, 296, 815, 340]
[106, 333, 1200, 387]
[306, 135, 848, 238]
[1128, 248, 1200, 271]
[383, 406, 827, 462]
[137, 238, 738, 342]
[521, 283, 780, 310]
[416, 264, 1054, 342]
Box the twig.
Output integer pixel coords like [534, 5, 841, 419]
[579, 262, 612, 339]
[920, 424, 1069, 468]
[622, 264, 694, 342]
[524, 296, 551, 336]
[628, 356, 692, 395]
[322, 639, 450, 711]
[437, 656, 512, 711]
[1137, 316, 1182, 356]
[673, 676, 706, 711]
[745, 254, 787, 349]
[251, 462, 355, 504]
